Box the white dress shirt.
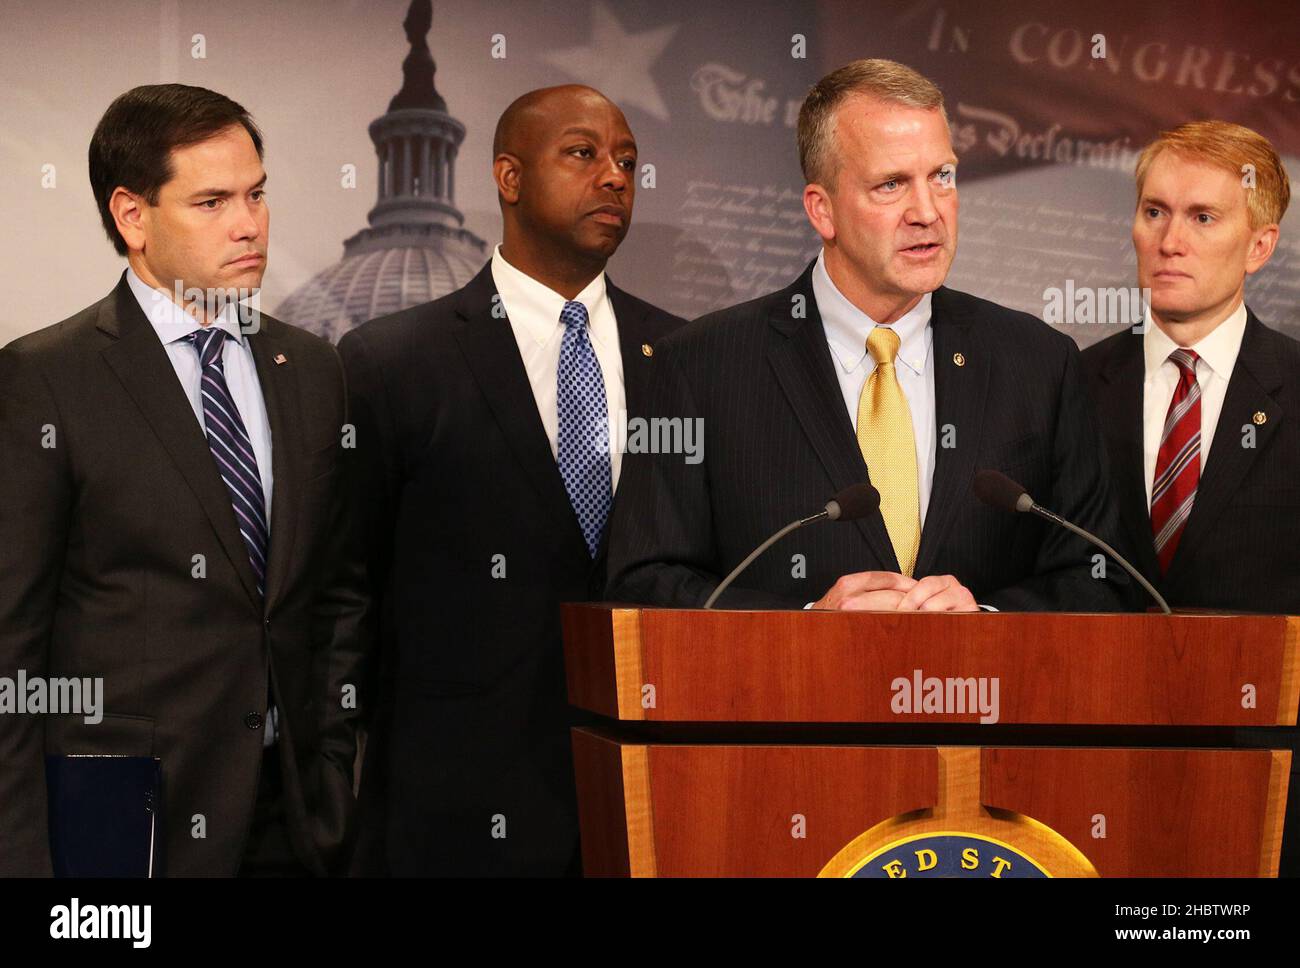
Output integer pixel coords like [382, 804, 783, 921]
[126, 266, 277, 745]
[126, 267, 274, 517]
[1141, 302, 1248, 508]
[490, 244, 627, 490]
[812, 250, 937, 526]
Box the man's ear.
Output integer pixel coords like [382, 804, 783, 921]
[109, 187, 147, 253]
[803, 183, 835, 242]
[493, 153, 523, 206]
[1244, 223, 1279, 276]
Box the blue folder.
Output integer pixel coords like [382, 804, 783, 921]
[45, 755, 162, 877]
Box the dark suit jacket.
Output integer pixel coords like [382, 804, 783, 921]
[1082, 310, 1300, 878]
[338, 261, 683, 876]
[0, 272, 368, 876]
[1081, 310, 1300, 614]
[606, 262, 1130, 611]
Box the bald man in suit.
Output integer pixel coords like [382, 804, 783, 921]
[341, 85, 683, 876]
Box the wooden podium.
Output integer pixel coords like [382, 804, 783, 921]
[563, 606, 1299, 877]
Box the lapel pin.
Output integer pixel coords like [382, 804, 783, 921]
[274, 353, 288, 365]
[953, 352, 965, 367]
[1253, 411, 1266, 425]
[641, 343, 653, 357]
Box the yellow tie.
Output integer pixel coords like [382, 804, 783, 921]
[856, 326, 921, 576]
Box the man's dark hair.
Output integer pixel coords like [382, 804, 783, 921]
[88, 84, 264, 256]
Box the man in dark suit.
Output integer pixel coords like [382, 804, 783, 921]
[0, 85, 367, 876]
[607, 59, 1127, 613]
[1081, 120, 1298, 875]
[1081, 120, 1296, 613]
[339, 85, 683, 875]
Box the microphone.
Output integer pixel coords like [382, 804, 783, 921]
[824, 483, 881, 522]
[972, 470, 1171, 614]
[703, 484, 880, 609]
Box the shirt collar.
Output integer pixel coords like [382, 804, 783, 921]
[1142, 300, 1248, 380]
[812, 249, 932, 376]
[126, 266, 246, 347]
[490, 244, 608, 346]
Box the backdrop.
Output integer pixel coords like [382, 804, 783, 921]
[2, 0, 1296, 348]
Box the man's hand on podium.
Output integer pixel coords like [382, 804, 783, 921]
[811, 571, 979, 612]
[896, 574, 980, 612]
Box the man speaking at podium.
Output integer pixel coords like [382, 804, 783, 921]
[607, 60, 1128, 613]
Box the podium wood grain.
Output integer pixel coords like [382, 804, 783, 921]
[564, 607, 1298, 876]
[566, 606, 1300, 725]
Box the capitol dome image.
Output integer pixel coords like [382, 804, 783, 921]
[276, 0, 486, 341]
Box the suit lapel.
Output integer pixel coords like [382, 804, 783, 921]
[1094, 330, 1161, 581]
[608, 281, 655, 419]
[451, 263, 590, 559]
[247, 316, 302, 613]
[97, 274, 262, 610]
[600, 280, 656, 562]
[914, 288, 989, 576]
[765, 264, 897, 569]
[1166, 312, 1284, 585]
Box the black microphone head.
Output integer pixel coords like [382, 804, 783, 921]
[825, 483, 881, 521]
[973, 470, 1033, 513]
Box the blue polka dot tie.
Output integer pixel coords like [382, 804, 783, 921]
[557, 300, 612, 558]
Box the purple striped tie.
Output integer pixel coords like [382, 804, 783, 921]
[187, 327, 269, 597]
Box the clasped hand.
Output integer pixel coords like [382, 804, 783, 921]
[812, 572, 979, 611]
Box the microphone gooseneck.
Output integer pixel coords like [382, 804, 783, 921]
[703, 484, 880, 609]
[971, 470, 1171, 615]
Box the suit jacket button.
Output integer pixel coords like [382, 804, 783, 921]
[244, 712, 263, 729]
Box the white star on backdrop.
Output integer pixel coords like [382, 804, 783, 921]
[542, 1, 680, 122]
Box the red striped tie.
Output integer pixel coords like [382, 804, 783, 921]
[1150, 349, 1201, 574]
